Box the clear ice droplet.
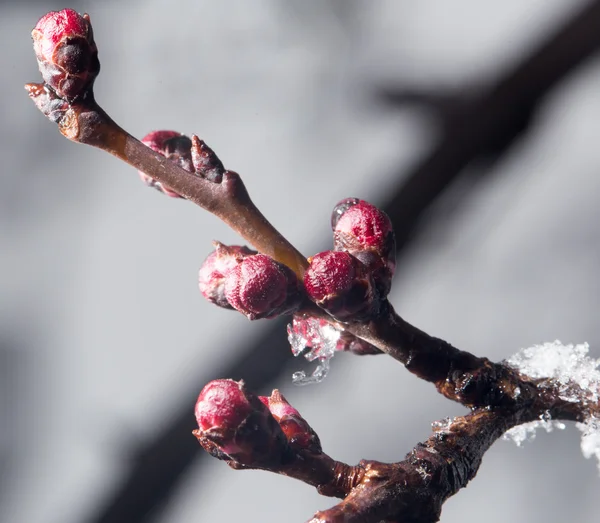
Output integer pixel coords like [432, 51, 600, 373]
[287, 317, 342, 385]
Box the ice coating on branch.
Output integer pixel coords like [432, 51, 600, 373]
[505, 340, 600, 403]
[576, 417, 600, 474]
[502, 411, 566, 446]
[287, 317, 343, 385]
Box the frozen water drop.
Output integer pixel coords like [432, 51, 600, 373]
[287, 323, 308, 357]
[292, 359, 330, 386]
[287, 317, 341, 385]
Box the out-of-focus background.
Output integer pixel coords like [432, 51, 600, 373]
[2, 1, 600, 522]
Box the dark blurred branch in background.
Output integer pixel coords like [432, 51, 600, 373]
[84, 2, 600, 522]
[379, 0, 600, 250]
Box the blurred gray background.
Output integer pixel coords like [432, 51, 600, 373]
[2, 1, 600, 522]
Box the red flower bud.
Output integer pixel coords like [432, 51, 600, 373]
[198, 243, 256, 309]
[193, 379, 289, 466]
[138, 130, 194, 197]
[304, 251, 379, 320]
[333, 199, 393, 254]
[32, 9, 99, 102]
[332, 199, 396, 298]
[262, 390, 321, 452]
[195, 380, 253, 437]
[225, 254, 302, 320]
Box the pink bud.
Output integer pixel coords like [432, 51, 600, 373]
[32, 9, 99, 102]
[195, 379, 253, 435]
[333, 199, 396, 298]
[198, 243, 256, 309]
[225, 254, 302, 320]
[138, 130, 194, 197]
[334, 199, 393, 253]
[304, 251, 378, 320]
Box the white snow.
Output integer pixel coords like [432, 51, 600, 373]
[576, 417, 600, 474]
[503, 341, 600, 474]
[506, 340, 600, 403]
[502, 410, 566, 446]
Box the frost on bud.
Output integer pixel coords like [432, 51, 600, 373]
[32, 9, 99, 102]
[332, 199, 396, 297]
[260, 391, 321, 452]
[304, 251, 379, 320]
[139, 130, 194, 197]
[198, 243, 256, 309]
[193, 379, 289, 466]
[225, 254, 302, 320]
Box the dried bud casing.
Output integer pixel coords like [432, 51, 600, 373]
[32, 9, 99, 102]
[225, 254, 302, 320]
[304, 251, 379, 320]
[190, 135, 225, 183]
[193, 379, 288, 466]
[260, 390, 321, 452]
[198, 243, 256, 309]
[139, 130, 194, 197]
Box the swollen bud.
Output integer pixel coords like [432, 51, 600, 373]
[260, 390, 321, 452]
[304, 251, 379, 320]
[193, 379, 288, 466]
[332, 199, 396, 298]
[32, 9, 99, 102]
[333, 199, 394, 255]
[139, 130, 194, 197]
[225, 255, 302, 320]
[198, 243, 256, 309]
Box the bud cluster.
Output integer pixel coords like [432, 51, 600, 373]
[198, 243, 302, 320]
[194, 380, 321, 469]
[193, 379, 289, 466]
[304, 199, 395, 320]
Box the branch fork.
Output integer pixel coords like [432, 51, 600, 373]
[26, 9, 600, 523]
